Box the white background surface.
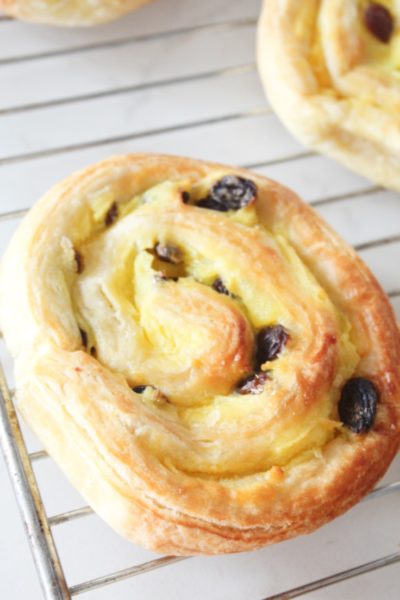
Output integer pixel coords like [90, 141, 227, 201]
[0, 0, 399, 598]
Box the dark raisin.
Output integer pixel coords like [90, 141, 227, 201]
[155, 273, 179, 282]
[74, 249, 84, 274]
[196, 175, 257, 212]
[132, 385, 147, 394]
[155, 243, 183, 264]
[79, 328, 88, 347]
[236, 371, 270, 395]
[364, 3, 394, 43]
[196, 197, 230, 212]
[181, 191, 190, 203]
[105, 202, 119, 227]
[90, 346, 97, 357]
[212, 278, 230, 296]
[339, 378, 378, 433]
[256, 325, 289, 366]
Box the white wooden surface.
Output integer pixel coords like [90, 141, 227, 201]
[0, 1, 399, 598]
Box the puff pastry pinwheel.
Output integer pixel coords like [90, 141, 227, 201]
[0, 0, 151, 26]
[1, 154, 399, 555]
[258, 1, 400, 191]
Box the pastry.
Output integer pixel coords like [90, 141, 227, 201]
[257, 1, 400, 191]
[0, 0, 151, 26]
[1, 154, 399, 555]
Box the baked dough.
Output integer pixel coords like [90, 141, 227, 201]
[1, 154, 399, 555]
[257, 0, 400, 190]
[0, 0, 151, 26]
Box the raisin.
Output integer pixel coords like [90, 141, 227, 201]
[212, 278, 230, 296]
[155, 273, 179, 282]
[364, 3, 394, 43]
[196, 197, 230, 212]
[339, 378, 378, 433]
[90, 346, 97, 358]
[79, 328, 88, 347]
[181, 191, 190, 203]
[197, 175, 257, 212]
[74, 249, 84, 274]
[256, 325, 289, 366]
[237, 371, 270, 395]
[155, 243, 183, 264]
[132, 385, 147, 394]
[105, 201, 119, 227]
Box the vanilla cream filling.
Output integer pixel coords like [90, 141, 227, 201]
[67, 175, 359, 478]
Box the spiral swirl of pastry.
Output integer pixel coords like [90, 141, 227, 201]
[1, 155, 399, 555]
[0, 0, 151, 25]
[258, 0, 400, 190]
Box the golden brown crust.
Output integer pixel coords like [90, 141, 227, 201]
[1, 153, 399, 555]
[257, 0, 400, 190]
[0, 0, 151, 25]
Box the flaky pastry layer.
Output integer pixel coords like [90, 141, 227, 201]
[1, 154, 399, 555]
[257, 0, 400, 190]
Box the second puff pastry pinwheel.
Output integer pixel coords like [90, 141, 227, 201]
[0, 154, 399, 555]
[258, 1, 400, 191]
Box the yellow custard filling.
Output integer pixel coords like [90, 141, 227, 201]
[360, 0, 400, 70]
[308, 0, 400, 104]
[68, 174, 359, 479]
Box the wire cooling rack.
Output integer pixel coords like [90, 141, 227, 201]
[0, 1, 400, 598]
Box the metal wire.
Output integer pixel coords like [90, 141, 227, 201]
[0, 365, 70, 600]
[0, 18, 256, 66]
[310, 185, 382, 208]
[69, 557, 188, 596]
[0, 63, 255, 116]
[262, 552, 400, 600]
[0, 106, 272, 166]
[1, 12, 400, 600]
[355, 234, 400, 252]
